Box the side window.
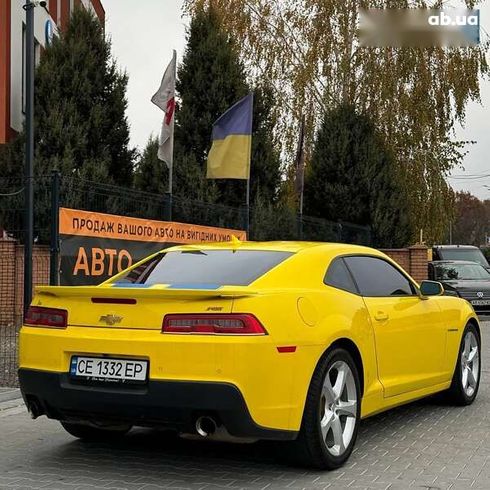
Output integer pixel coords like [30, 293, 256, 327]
[324, 258, 358, 294]
[344, 256, 415, 297]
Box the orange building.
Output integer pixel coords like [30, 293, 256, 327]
[0, 0, 105, 145]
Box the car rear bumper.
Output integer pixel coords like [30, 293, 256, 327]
[19, 325, 307, 431]
[18, 368, 297, 441]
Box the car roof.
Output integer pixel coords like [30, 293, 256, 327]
[433, 245, 479, 250]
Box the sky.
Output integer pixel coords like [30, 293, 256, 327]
[104, 0, 490, 199]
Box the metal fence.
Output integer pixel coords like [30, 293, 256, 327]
[0, 246, 22, 388]
[0, 177, 25, 387]
[0, 174, 371, 386]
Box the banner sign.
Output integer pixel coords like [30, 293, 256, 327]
[59, 207, 246, 286]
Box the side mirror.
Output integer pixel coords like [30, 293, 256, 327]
[419, 280, 444, 298]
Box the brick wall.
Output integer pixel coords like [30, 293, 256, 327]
[382, 245, 428, 283]
[0, 239, 17, 327]
[0, 239, 50, 325]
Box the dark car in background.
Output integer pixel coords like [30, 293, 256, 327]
[429, 260, 490, 315]
[432, 245, 490, 270]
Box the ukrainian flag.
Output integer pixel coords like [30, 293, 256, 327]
[206, 93, 253, 180]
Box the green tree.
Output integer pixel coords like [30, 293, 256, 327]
[2, 7, 135, 187]
[175, 4, 248, 204]
[132, 136, 170, 219]
[304, 104, 411, 248]
[134, 136, 169, 195]
[250, 194, 297, 240]
[452, 191, 488, 246]
[0, 138, 23, 181]
[0, 140, 24, 235]
[249, 84, 282, 204]
[175, 6, 281, 208]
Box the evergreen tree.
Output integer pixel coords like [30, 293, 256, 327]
[304, 105, 411, 248]
[134, 136, 168, 195]
[249, 84, 282, 204]
[132, 136, 170, 220]
[175, 5, 247, 202]
[250, 194, 297, 240]
[3, 7, 135, 186]
[0, 138, 23, 181]
[175, 6, 281, 207]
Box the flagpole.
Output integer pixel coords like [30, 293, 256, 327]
[152, 50, 176, 222]
[295, 114, 306, 240]
[245, 177, 250, 239]
[246, 92, 254, 240]
[166, 49, 177, 221]
[166, 144, 173, 220]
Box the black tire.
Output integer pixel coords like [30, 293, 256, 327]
[61, 421, 132, 441]
[446, 323, 481, 406]
[289, 347, 361, 470]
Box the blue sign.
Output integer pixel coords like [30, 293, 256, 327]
[45, 19, 54, 46]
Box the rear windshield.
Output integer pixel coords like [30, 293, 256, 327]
[438, 249, 489, 267]
[114, 250, 293, 286]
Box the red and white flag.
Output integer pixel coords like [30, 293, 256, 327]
[151, 50, 176, 169]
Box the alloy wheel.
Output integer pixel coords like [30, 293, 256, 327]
[461, 330, 479, 397]
[320, 360, 358, 457]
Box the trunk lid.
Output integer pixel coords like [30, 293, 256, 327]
[34, 285, 257, 330]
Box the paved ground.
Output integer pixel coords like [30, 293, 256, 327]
[1, 324, 490, 490]
[0, 387, 21, 403]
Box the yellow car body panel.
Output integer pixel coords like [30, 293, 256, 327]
[19, 241, 478, 435]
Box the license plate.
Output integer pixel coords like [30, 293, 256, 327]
[70, 356, 148, 383]
[471, 300, 490, 306]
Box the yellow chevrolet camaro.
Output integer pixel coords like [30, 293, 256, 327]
[19, 241, 481, 469]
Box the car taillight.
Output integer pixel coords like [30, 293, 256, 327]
[162, 314, 267, 335]
[24, 306, 68, 329]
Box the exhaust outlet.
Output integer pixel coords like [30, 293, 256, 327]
[195, 416, 217, 437]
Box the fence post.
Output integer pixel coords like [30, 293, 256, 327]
[163, 192, 172, 221]
[49, 170, 60, 286]
[337, 222, 343, 242]
[297, 213, 303, 240]
[242, 204, 249, 239]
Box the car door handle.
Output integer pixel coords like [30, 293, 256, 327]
[374, 311, 389, 322]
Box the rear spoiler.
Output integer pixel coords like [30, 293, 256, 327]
[35, 285, 258, 299]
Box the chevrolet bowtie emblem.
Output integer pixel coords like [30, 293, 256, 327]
[99, 314, 123, 325]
